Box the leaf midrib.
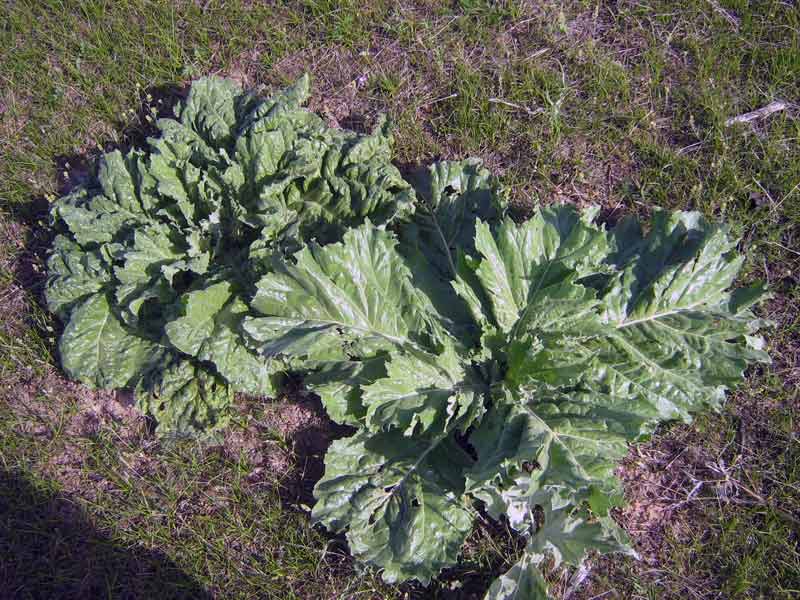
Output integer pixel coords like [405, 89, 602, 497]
[276, 315, 427, 353]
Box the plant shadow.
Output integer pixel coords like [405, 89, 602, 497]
[0, 468, 211, 600]
[1, 83, 189, 361]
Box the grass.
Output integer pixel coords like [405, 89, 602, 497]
[0, 385, 400, 599]
[0, 0, 798, 598]
[0, 467, 210, 599]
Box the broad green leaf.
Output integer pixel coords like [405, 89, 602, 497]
[113, 223, 185, 324]
[483, 552, 549, 600]
[298, 116, 415, 237]
[312, 430, 473, 584]
[583, 213, 771, 421]
[243, 315, 350, 363]
[46, 235, 111, 319]
[401, 158, 506, 278]
[53, 186, 144, 246]
[247, 224, 441, 359]
[273, 72, 311, 107]
[113, 224, 183, 289]
[165, 281, 233, 356]
[147, 142, 204, 216]
[466, 391, 641, 525]
[176, 76, 248, 148]
[584, 309, 770, 422]
[504, 275, 603, 390]
[526, 499, 633, 567]
[52, 151, 152, 245]
[604, 210, 747, 324]
[237, 73, 312, 133]
[304, 355, 388, 425]
[135, 359, 233, 435]
[59, 293, 162, 389]
[153, 117, 219, 169]
[97, 150, 145, 216]
[362, 344, 486, 435]
[236, 108, 413, 246]
[397, 159, 505, 347]
[472, 207, 609, 333]
[400, 246, 480, 350]
[196, 297, 279, 397]
[235, 125, 300, 211]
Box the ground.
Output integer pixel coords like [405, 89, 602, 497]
[0, 1, 798, 599]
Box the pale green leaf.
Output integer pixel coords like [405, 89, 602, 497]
[526, 499, 633, 567]
[59, 293, 162, 389]
[164, 281, 233, 356]
[53, 186, 144, 246]
[604, 210, 746, 325]
[176, 76, 247, 148]
[312, 430, 473, 584]
[472, 206, 609, 332]
[396, 159, 506, 347]
[97, 150, 145, 216]
[362, 344, 486, 435]
[113, 223, 185, 324]
[466, 390, 640, 526]
[483, 552, 549, 600]
[304, 355, 388, 425]
[401, 158, 506, 278]
[504, 275, 603, 390]
[583, 212, 771, 420]
[247, 224, 441, 359]
[197, 297, 279, 397]
[135, 358, 233, 435]
[46, 235, 111, 319]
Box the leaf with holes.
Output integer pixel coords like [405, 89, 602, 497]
[278, 203, 769, 597]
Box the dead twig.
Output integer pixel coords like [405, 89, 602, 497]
[526, 47, 551, 62]
[417, 93, 458, 109]
[764, 240, 800, 257]
[488, 97, 542, 117]
[564, 563, 591, 599]
[668, 480, 705, 510]
[507, 16, 538, 33]
[678, 141, 703, 155]
[705, 459, 800, 529]
[705, 0, 740, 30]
[725, 100, 789, 127]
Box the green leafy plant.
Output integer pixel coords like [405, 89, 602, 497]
[244, 163, 770, 597]
[46, 76, 414, 435]
[46, 74, 770, 598]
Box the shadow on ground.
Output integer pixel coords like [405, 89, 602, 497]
[0, 82, 193, 371]
[0, 469, 211, 600]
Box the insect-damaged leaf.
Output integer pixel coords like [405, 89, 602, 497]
[307, 204, 768, 596]
[312, 429, 474, 584]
